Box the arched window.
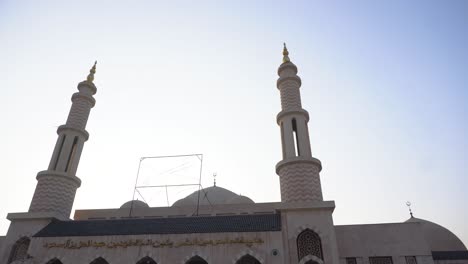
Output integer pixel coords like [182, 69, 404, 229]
[297, 229, 323, 261]
[90, 257, 109, 264]
[304, 260, 320, 264]
[46, 258, 63, 264]
[8, 237, 31, 264]
[185, 255, 208, 264]
[137, 256, 157, 264]
[236, 254, 261, 264]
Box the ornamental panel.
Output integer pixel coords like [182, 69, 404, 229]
[8, 237, 30, 264]
[297, 229, 323, 261]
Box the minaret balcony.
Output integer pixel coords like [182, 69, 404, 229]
[57, 125, 89, 140]
[276, 109, 309, 124]
[276, 156, 322, 174]
[277, 75, 302, 88]
[77, 80, 97, 95]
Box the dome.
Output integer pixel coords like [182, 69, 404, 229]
[172, 186, 254, 207]
[405, 217, 466, 251]
[226, 195, 255, 204]
[120, 200, 149, 209]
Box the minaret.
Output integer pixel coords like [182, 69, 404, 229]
[29, 62, 98, 218]
[276, 44, 323, 202]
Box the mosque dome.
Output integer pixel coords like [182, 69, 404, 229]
[120, 200, 149, 209]
[172, 186, 254, 207]
[405, 217, 466, 251]
[226, 195, 255, 204]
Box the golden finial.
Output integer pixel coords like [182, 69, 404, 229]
[282, 43, 290, 63]
[86, 61, 97, 83]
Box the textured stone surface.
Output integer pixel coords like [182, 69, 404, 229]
[65, 94, 93, 130]
[276, 58, 323, 203]
[29, 78, 96, 219]
[29, 231, 283, 264]
[279, 83, 302, 111]
[278, 161, 323, 202]
[335, 223, 435, 262]
[29, 172, 81, 219]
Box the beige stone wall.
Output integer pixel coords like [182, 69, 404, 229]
[30, 231, 283, 264]
[279, 80, 302, 110]
[66, 93, 93, 130]
[335, 223, 435, 264]
[29, 171, 81, 219]
[28, 201, 338, 263]
[277, 159, 323, 202]
[0, 216, 53, 264]
[280, 204, 339, 264]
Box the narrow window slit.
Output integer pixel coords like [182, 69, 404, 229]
[65, 136, 78, 172]
[280, 121, 286, 158]
[53, 135, 66, 170]
[292, 118, 300, 156]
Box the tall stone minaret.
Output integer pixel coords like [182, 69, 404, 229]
[276, 45, 323, 202]
[29, 62, 98, 219]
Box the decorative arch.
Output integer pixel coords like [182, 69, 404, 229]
[8, 236, 31, 264]
[297, 229, 323, 261]
[298, 255, 324, 264]
[182, 252, 209, 264]
[236, 254, 261, 264]
[46, 258, 64, 264]
[137, 256, 157, 264]
[41, 255, 67, 264]
[233, 249, 264, 264]
[294, 225, 324, 239]
[90, 257, 109, 264]
[185, 255, 208, 264]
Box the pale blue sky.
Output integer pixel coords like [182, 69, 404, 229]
[0, 0, 467, 246]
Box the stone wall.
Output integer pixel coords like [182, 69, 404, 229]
[30, 231, 283, 264]
[335, 222, 434, 264]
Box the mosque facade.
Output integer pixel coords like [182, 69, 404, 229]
[0, 48, 466, 264]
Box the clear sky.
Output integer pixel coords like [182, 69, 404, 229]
[0, 0, 467, 246]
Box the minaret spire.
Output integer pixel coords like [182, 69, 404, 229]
[275, 45, 323, 202]
[29, 62, 98, 219]
[282, 43, 290, 63]
[86, 61, 97, 83]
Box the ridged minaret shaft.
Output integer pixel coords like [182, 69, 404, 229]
[29, 62, 97, 218]
[276, 45, 323, 202]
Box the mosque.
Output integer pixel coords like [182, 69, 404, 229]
[0, 46, 466, 264]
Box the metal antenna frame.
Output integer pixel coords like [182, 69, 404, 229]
[129, 153, 203, 217]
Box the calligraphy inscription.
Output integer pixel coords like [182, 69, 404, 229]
[43, 237, 264, 250]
